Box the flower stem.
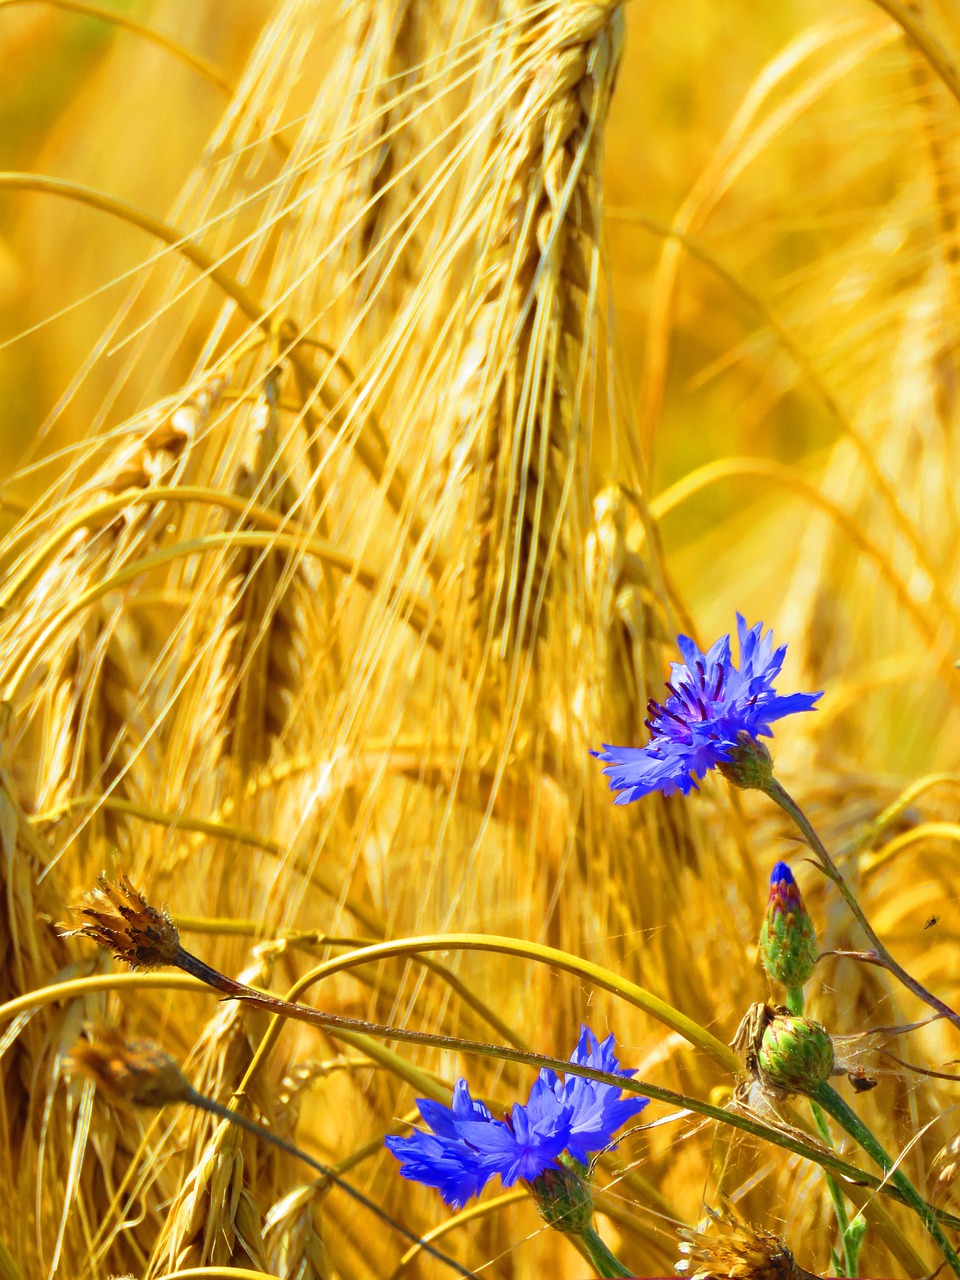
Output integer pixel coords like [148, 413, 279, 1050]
[787, 987, 861, 1277]
[763, 778, 960, 1032]
[809, 1100, 862, 1277]
[810, 1080, 960, 1278]
[576, 1225, 635, 1278]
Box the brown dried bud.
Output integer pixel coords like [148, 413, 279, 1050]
[70, 1027, 191, 1108]
[677, 1209, 821, 1280]
[66, 867, 181, 969]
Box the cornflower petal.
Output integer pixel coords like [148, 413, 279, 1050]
[561, 1026, 648, 1162]
[416, 1079, 492, 1138]
[592, 618, 821, 802]
[457, 1092, 572, 1187]
[384, 1130, 490, 1209]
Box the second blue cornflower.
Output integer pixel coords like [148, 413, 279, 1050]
[385, 1026, 647, 1209]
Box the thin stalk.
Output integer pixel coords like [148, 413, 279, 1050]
[192, 931, 740, 1073]
[866, 0, 960, 106]
[575, 1225, 634, 1278]
[787, 985, 860, 1277]
[0, 0, 235, 94]
[177, 942, 738, 1076]
[651, 458, 960, 702]
[0, 174, 430, 559]
[2, 963, 954, 1255]
[38, 794, 385, 936]
[811, 1080, 960, 1278]
[765, 777, 960, 1031]
[42, 530, 438, 641]
[185, 1088, 481, 1280]
[0, 486, 298, 606]
[3, 525, 441, 698]
[389, 1192, 526, 1280]
[611, 206, 959, 639]
[164, 941, 948, 1235]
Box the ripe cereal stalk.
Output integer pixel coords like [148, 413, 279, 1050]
[4, 2, 960, 1277]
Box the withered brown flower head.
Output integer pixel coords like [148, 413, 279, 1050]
[66, 867, 181, 969]
[70, 1026, 191, 1108]
[677, 1209, 822, 1280]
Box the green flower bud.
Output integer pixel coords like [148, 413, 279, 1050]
[529, 1157, 594, 1235]
[759, 862, 818, 989]
[758, 1012, 834, 1095]
[717, 730, 774, 792]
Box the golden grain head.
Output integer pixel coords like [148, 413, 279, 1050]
[66, 867, 181, 969]
[69, 1026, 191, 1109]
[2, 1, 960, 1278]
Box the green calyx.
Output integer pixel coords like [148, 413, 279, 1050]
[717, 731, 774, 792]
[529, 1157, 594, 1235]
[758, 1012, 834, 1095]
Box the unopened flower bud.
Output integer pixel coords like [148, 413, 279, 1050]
[717, 731, 774, 792]
[529, 1157, 595, 1235]
[759, 863, 817, 989]
[758, 1013, 834, 1095]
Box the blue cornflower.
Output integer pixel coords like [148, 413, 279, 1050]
[592, 615, 821, 804]
[385, 1027, 647, 1209]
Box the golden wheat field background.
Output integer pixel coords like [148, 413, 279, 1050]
[1, 1, 960, 1277]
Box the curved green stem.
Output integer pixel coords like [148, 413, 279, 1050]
[575, 1225, 634, 1278]
[765, 777, 960, 1031]
[160, 937, 956, 1240]
[787, 986, 860, 1276]
[809, 1098, 861, 1276]
[811, 1080, 960, 1277]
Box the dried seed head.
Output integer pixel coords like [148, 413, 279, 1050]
[70, 1027, 191, 1108]
[677, 1209, 821, 1280]
[67, 867, 181, 969]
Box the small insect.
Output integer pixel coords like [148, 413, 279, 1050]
[925, 915, 940, 929]
[847, 1067, 878, 1094]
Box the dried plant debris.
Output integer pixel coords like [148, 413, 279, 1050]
[677, 1209, 822, 1280]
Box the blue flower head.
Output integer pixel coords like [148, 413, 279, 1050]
[385, 1026, 647, 1209]
[592, 615, 821, 804]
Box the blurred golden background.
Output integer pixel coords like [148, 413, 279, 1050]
[1, 2, 960, 1278]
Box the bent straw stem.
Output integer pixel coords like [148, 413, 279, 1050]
[765, 778, 960, 1032]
